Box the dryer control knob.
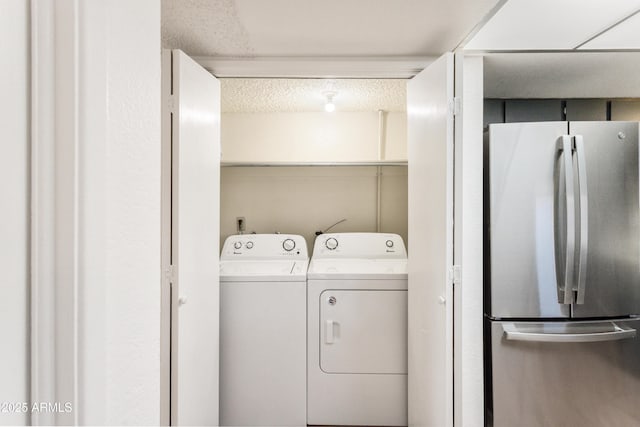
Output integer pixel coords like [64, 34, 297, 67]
[233, 241, 242, 250]
[325, 238, 338, 250]
[386, 240, 394, 248]
[245, 241, 254, 249]
[283, 238, 296, 251]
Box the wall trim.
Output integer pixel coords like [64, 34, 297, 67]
[30, 0, 80, 424]
[193, 56, 435, 78]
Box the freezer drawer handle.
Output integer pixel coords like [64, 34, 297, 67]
[502, 323, 636, 343]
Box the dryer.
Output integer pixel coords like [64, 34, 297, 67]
[219, 234, 308, 427]
[307, 232, 408, 426]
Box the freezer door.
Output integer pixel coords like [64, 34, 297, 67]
[488, 319, 640, 427]
[488, 122, 571, 318]
[570, 121, 640, 318]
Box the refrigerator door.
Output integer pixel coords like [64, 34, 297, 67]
[570, 121, 640, 318]
[488, 122, 571, 318]
[488, 319, 640, 427]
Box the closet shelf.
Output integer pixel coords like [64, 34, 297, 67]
[221, 160, 408, 167]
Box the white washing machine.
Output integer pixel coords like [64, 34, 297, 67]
[219, 234, 308, 427]
[307, 232, 408, 426]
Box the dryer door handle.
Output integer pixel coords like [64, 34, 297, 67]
[325, 320, 337, 344]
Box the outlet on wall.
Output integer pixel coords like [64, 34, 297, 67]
[236, 217, 246, 234]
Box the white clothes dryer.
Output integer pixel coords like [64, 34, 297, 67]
[307, 232, 408, 426]
[219, 234, 308, 427]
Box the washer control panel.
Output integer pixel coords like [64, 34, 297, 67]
[221, 234, 308, 260]
[313, 233, 407, 259]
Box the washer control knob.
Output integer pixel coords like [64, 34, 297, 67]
[245, 241, 254, 249]
[283, 238, 296, 251]
[386, 239, 394, 248]
[328, 296, 337, 305]
[233, 241, 242, 250]
[325, 238, 338, 250]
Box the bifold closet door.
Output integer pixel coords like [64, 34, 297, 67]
[162, 49, 221, 426]
[407, 52, 455, 427]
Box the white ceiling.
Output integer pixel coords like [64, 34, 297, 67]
[581, 10, 640, 49]
[465, 0, 640, 50]
[162, 0, 495, 108]
[221, 78, 406, 113]
[162, 0, 500, 57]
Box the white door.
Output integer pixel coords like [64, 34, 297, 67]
[320, 289, 408, 374]
[407, 53, 455, 427]
[162, 49, 221, 426]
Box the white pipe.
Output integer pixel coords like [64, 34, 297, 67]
[376, 110, 386, 232]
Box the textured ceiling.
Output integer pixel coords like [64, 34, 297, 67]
[162, 0, 500, 57]
[221, 79, 406, 113]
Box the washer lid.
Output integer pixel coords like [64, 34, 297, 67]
[307, 258, 407, 280]
[220, 260, 308, 282]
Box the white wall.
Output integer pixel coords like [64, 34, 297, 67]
[101, 2, 161, 424]
[220, 166, 408, 251]
[220, 110, 408, 251]
[454, 54, 484, 427]
[30, 1, 161, 424]
[0, 1, 29, 425]
[221, 111, 407, 162]
[484, 52, 640, 99]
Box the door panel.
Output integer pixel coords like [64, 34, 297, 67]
[167, 50, 221, 426]
[407, 53, 454, 427]
[488, 319, 640, 427]
[220, 282, 306, 426]
[488, 122, 571, 318]
[320, 290, 407, 374]
[570, 121, 640, 318]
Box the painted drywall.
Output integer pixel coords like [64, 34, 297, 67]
[0, 1, 29, 425]
[220, 110, 408, 254]
[484, 52, 640, 99]
[221, 112, 407, 162]
[102, 2, 161, 424]
[64, 1, 162, 424]
[220, 166, 408, 252]
[454, 55, 484, 427]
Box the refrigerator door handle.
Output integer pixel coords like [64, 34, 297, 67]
[573, 135, 589, 304]
[555, 136, 576, 305]
[502, 322, 636, 343]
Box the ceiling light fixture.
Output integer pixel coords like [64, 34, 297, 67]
[323, 91, 337, 113]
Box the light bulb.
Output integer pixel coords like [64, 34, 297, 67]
[323, 90, 337, 113]
[325, 102, 335, 113]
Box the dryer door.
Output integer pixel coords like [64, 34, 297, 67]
[320, 289, 407, 374]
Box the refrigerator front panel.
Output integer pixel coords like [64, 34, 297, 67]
[570, 121, 640, 318]
[489, 122, 570, 318]
[488, 319, 640, 427]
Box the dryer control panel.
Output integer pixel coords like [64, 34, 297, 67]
[312, 233, 407, 259]
[221, 234, 308, 260]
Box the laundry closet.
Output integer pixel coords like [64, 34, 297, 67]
[217, 78, 410, 427]
[218, 78, 409, 249]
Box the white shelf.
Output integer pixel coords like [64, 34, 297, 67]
[221, 160, 408, 167]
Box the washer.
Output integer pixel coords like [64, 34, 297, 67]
[220, 234, 308, 426]
[307, 232, 408, 426]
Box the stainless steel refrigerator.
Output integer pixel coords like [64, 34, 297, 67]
[485, 121, 640, 427]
